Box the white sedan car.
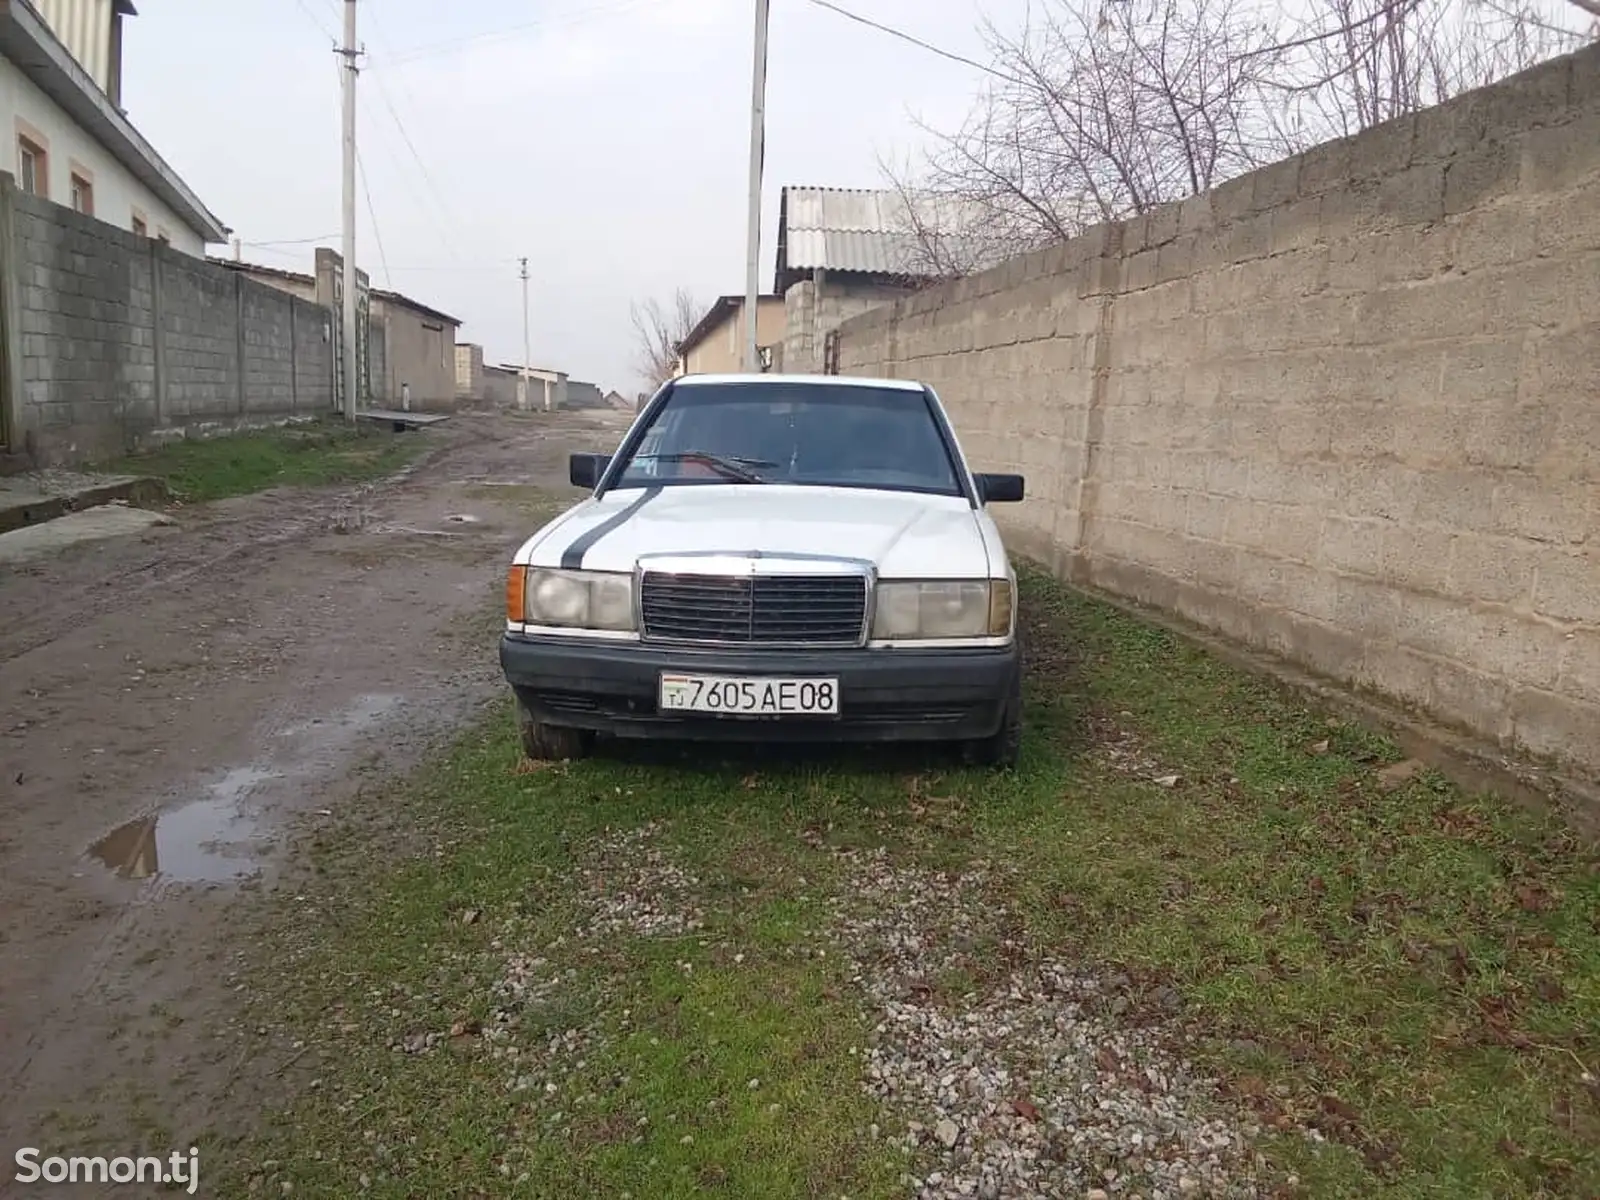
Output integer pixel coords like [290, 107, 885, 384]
[499, 373, 1027, 766]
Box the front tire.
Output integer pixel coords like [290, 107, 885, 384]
[964, 668, 1022, 770]
[516, 698, 594, 761]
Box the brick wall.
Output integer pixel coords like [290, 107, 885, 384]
[834, 45, 1600, 778]
[1, 176, 336, 464]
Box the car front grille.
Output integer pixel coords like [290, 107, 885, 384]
[639, 572, 867, 646]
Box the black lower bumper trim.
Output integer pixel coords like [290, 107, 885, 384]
[499, 633, 1018, 743]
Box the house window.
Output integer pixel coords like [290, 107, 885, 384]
[156, 229, 170, 246]
[70, 172, 93, 215]
[131, 213, 148, 237]
[17, 136, 45, 197]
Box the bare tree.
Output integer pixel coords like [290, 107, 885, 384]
[1267, 0, 1591, 141]
[629, 289, 702, 388]
[887, 0, 1594, 276]
[888, 0, 1291, 273]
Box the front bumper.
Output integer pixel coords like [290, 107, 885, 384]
[499, 633, 1019, 743]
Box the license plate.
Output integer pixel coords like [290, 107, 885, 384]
[658, 673, 839, 716]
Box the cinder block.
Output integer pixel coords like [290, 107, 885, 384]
[1298, 137, 1353, 197]
[1349, 113, 1417, 179]
[1334, 574, 1403, 642]
[1179, 194, 1215, 234]
[1125, 249, 1158, 291]
[1185, 491, 1233, 542]
[1234, 551, 1334, 622]
[1155, 236, 1195, 285]
[1352, 642, 1437, 710]
[1465, 400, 1561, 476]
[1321, 180, 1388, 240]
[1429, 659, 1513, 741]
[1491, 474, 1590, 544]
[1327, 401, 1396, 461]
[1270, 197, 1322, 254]
[1521, 110, 1600, 193]
[1380, 521, 1454, 594]
[1453, 201, 1543, 272]
[1341, 462, 1425, 524]
[1146, 201, 1181, 247]
[1251, 156, 1302, 211]
[1353, 271, 1499, 346]
[1475, 610, 1569, 689]
[1401, 404, 1474, 470]
[1225, 213, 1272, 262]
[1376, 162, 1446, 227]
[1560, 629, 1600, 704]
[1319, 514, 1382, 577]
[1510, 685, 1600, 768]
[1531, 548, 1600, 625]
[1443, 140, 1521, 214]
[1211, 175, 1254, 226]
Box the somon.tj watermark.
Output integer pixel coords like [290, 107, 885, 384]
[14, 1147, 199, 1193]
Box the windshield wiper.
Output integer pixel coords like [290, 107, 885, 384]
[639, 451, 776, 483]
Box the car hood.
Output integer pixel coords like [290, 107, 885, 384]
[530, 484, 992, 578]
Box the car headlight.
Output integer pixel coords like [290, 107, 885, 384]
[871, 579, 1013, 640]
[506, 567, 635, 631]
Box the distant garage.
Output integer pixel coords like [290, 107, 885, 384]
[370, 290, 462, 410]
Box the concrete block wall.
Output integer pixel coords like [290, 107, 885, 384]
[0, 177, 339, 465]
[455, 342, 484, 400]
[240, 277, 296, 415]
[157, 251, 240, 422]
[784, 277, 917, 374]
[835, 44, 1600, 779]
[290, 297, 333, 414]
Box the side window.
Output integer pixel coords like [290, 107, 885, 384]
[17, 135, 46, 197]
[633, 411, 672, 478]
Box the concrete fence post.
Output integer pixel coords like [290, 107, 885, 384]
[288, 299, 299, 414]
[150, 241, 166, 427]
[234, 272, 246, 415]
[0, 172, 23, 455]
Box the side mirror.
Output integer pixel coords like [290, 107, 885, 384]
[569, 452, 611, 489]
[975, 472, 1025, 504]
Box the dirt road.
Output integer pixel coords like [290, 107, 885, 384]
[0, 408, 630, 1170]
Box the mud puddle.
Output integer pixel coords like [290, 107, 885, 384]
[87, 763, 275, 883]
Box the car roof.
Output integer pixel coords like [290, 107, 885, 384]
[671, 373, 925, 392]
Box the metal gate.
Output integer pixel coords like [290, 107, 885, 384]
[822, 328, 840, 375]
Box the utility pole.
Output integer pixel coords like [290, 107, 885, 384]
[742, 0, 770, 373]
[339, 0, 359, 423]
[518, 257, 530, 412]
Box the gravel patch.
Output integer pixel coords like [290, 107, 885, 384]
[578, 821, 706, 939]
[831, 848, 1269, 1199]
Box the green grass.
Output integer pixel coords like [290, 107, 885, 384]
[104, 420, 425, 503]
[221, 567, 1600, 1198]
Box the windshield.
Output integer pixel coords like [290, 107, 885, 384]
[613, 382, 965, 496]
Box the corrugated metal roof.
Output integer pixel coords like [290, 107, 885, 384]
[779, 187, 923, 275]
[777, 186, 991, 283]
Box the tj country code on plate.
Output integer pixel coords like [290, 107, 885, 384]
[658, 674, 839, 716]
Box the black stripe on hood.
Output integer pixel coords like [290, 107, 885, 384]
[558, 486, 663, 569]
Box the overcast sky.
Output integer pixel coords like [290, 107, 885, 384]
[121, 0, 1015, 393]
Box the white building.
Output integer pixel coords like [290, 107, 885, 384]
[0, 0, 225, 253]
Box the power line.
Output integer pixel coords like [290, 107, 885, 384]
[241, 233, 340, 247]
[802, 0, 1016, 84]
[291, 0, 337, 44]
[360, 4, 463, 259]
[372, 263, 518, 274]
[355, 149, 391, 290]
[373, 0, 652, 67]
